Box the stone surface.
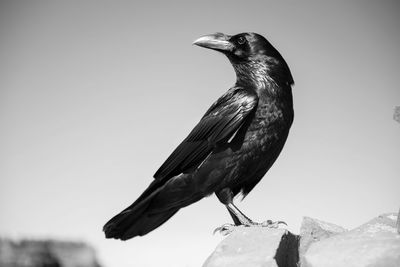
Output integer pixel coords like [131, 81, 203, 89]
[303, 213, 400, 267]
[299, 216, 347, 267]
[0, 239, 101, 267]
[203, 226, 299, 267]
[203, 213, 400, 267]
[299, 216, 347, 258]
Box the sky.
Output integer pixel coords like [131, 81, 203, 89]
[0, 1, 399, 267]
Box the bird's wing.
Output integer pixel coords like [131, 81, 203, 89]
[153, 88, 258, 180]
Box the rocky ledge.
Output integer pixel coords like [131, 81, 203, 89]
[203, 212, 400, 267]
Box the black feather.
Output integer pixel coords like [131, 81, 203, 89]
[153, 88, 258, 180]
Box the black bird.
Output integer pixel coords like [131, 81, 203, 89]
[103, 32, 294, 240]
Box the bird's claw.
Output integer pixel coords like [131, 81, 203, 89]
[213, 223, 236, 236]
[260, 220, 287, 228]
[213, 220, 287, 236]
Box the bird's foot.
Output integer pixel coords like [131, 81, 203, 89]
[258, 219, 287, 228]
[213, 220, 287, 236]
[213, 223, 236, 236]
[240, 219, 287, 229]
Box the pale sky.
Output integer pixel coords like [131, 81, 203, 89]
[0, 1, 399, 267]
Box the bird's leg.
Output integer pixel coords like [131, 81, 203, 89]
[227, 208, 243, 226]
[226, 202, 253, 225]
[227, 202, 287, 227]
[214, 188, 241, 235]
[215, 203, 287, 235]
[213, 203, 252, 235]
[214, 188, 287, 235]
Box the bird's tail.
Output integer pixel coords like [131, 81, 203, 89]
[103, 175, 203, 240]
[103, 202, 179, 240]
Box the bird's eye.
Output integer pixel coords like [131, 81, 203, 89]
[237, 36, 246, 45]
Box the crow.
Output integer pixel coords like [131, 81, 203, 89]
[103, 32, 294, 240]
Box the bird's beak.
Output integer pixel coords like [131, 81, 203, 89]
[193, 32, 234, 52]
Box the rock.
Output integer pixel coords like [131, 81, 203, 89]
[303, 213, 400, 267]
[202, 226, 299, 267]
[203, 213, 400, 267]
[299, 217, 347, 266]
[0, 239, 101, 267]
[299, 216, 347, 254]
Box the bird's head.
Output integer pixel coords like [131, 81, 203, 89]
[193, 32, 293, 88]
[193, 32, 277, 62]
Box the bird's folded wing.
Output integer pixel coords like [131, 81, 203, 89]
[153, 88, 258, 181]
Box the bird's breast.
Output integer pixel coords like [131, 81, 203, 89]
[247, 101, 292, 146]
[197, 95, 293, 193]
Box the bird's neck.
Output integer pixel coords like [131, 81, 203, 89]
[233, 60, 273, 89]
[232, 56, 293, 97]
